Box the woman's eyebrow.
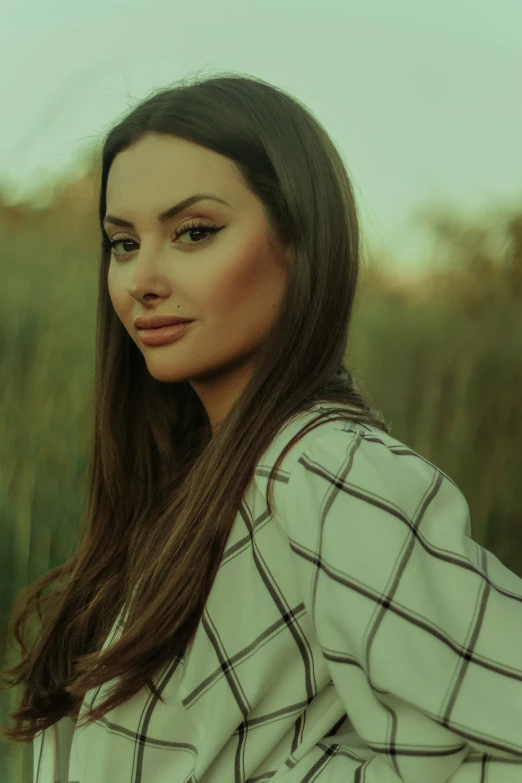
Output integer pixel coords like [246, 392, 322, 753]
[103, 193, 232, 229]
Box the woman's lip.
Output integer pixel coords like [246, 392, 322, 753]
[137, 320, 194, 345]
[139, 320, 192, 330]
[134, 318, 193, 329]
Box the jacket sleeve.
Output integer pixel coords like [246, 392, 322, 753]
[282, 424, 522, 782]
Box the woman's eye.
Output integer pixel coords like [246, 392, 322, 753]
[174, 221, 223, 244]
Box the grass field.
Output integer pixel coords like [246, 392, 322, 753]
[1, 184, 521, 782]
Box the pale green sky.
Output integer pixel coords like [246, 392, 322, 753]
[1, 0, 520, 280]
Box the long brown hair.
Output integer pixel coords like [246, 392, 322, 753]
[0, 70, 391, 743]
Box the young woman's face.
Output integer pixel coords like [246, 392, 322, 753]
[105, 133, 290, 433]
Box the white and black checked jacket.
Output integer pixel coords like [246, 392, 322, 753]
[33, 404, 522, 782]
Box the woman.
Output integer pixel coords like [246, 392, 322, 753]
[2, 71, 521, 783]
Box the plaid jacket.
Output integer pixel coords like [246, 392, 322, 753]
[33, 404, 522, 782]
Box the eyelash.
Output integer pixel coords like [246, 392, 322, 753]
[101, 220, 223, 259]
